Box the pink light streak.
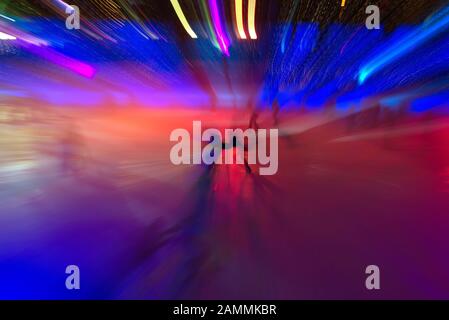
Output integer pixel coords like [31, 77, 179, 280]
[21, 41, 96, 78]
[209, 0, 230, 56]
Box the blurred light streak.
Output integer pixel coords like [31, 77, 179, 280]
[281, 0, 300, 53]
[82, 19, 117, 42]
[199, 0, 220, 49]
[0, 18, 49, 46]
[170, 0, 198, 39]
[22, 42, 96, 78]
[341, 0, 346, 7]
[0, 31, 16, 40]
[358, 5, 449, 84]
[209, 0, 230, 56]
[264, 24, 318, 104]
[50, 0, 74, 13]
[235, 0, 247, 39]
[0, 14, 15, 22]
[248, 0, 257, 39]
[119, 0, 159, 40]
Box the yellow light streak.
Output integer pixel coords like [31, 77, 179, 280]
[235, 0, 247, 39]
[248, 0, 257, 39]
[170, 0, 198, 39]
